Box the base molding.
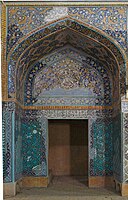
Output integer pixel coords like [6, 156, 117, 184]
[121, 183, 128, 196]
[6, 176, 128, 196]
[110, 178, 128, 196]
[3, 178, 22, 197]
[22, 176, 48, 187]
[88, 176, 114, 188]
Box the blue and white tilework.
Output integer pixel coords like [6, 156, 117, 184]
[22, 111, 47, 176]
[7, 6, 127, 51]
[113, 113, 122, 182]
[24, 47, 112, 106]
[3, 4, 128, 185]
[2, 102, 23, 182]
[22, 109, 114, 177]
[90, 118, 113, 176]
[8, 19, 125, 101]
[15, 104, 23, 181]
[122, 98, 128, 183]
[2, 102, 15, 183]
[7, 18, 125, 100]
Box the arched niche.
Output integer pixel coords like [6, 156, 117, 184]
[7, 17, 126, 103]
[6, 17, 127, 190]
[24, 46, 112, 107]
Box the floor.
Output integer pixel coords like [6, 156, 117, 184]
[4, 176, 128, 200]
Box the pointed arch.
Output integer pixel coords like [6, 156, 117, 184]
[7, 17, 127, 102]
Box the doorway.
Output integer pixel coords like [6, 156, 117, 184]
[48, 119, 88, 186]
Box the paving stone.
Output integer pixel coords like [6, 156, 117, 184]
[4, 176, 128, 200]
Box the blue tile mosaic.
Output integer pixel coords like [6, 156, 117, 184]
[2, 102, 15, 183]
[2, 100, 122, 181]
[7, 18, 125, 100]
[113, 113, 122, 182]
[122, 108, 128, 182]
[68, 6, 127, 50]
[7, 24, 23, 53]
[3, 4, 128, 185]
[2, 111, 6, 180]
[15, 104, 23, 181]
[104, 122, 113, 175]
[7, 6, 127, 52]
[90, 118, 113, 176]
[22, 117, 47, 176]
[2, 102, 23, 182]
[24, 48, 112, 106]
[21, 109, 114, 177]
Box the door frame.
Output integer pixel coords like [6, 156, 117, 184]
[47, 118, 89, 185]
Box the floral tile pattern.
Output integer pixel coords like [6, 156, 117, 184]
[7, 6, 127, 52]
[2, 4, 128, 186]
[24, 47, 112, 106]
[22, 109, 113, 177]
[8, 19, 125, 100]
[2, 102, 15, 182]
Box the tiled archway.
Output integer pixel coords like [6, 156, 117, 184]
[2, 6, 128, 196]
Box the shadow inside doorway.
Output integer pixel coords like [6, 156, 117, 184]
[48, 119, 88, 187]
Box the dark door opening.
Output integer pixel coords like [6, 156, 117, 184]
[48, 119, 88, 186]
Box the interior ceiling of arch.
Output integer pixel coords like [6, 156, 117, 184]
[21, 45, 115, 107]
[14, 28, 120, 106]
[8, 18, 126, 100]
[17, 28, 118, 88]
